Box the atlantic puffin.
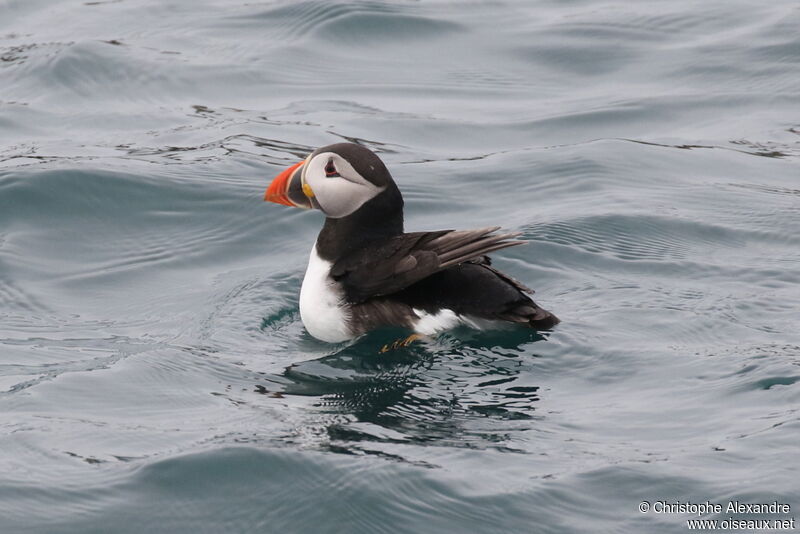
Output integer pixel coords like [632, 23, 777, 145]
[264, 143, 559, 343]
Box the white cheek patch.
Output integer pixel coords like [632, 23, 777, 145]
[304, 152, 385, 218]
[321, 180, 383, 218]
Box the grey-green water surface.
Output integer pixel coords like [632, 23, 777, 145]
[1, 1, 799, 532]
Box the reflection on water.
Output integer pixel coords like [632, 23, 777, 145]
[254, 327, 548, 453]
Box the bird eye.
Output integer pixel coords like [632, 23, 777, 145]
[325, 160, 339, 177]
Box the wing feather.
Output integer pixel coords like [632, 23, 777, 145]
[437, 233, 522, 264]
[425, 226, 500, 253]
[439, 241, 525, 269]
[331, 228, 527, 302]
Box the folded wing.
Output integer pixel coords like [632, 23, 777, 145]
[330, 226, 526, 303]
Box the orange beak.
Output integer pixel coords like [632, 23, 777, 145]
[264, 160, 305, 206]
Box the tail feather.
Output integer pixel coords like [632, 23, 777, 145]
[503, 303, 560, 330]
[528, 307, 560, 330]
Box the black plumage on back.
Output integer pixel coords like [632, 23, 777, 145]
[328, 227, 559, 331]
[330, 227, 526, 303]
[394, 258, 560, 330]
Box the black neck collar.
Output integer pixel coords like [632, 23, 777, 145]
[315, 186, 404, 262]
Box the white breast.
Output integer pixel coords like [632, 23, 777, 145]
[299, 245, 353, 343]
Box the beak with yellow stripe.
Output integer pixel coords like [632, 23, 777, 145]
[264, 159, 318, 210]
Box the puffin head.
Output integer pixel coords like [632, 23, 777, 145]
[265, 143, 399, 219]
